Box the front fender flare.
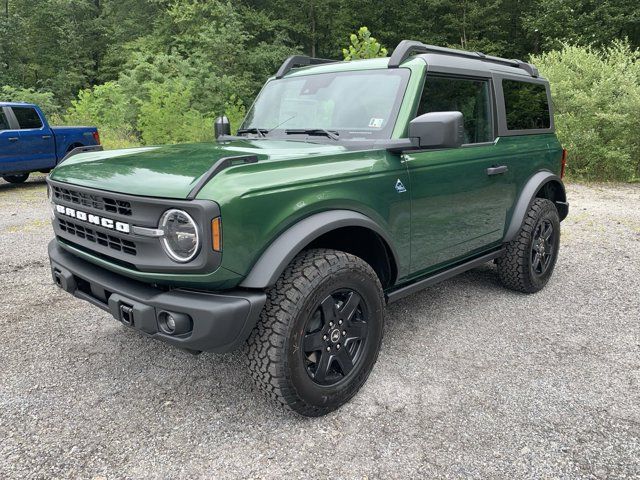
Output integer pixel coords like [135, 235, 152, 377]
[504, 171, 567, 243]
[239, 210, 399, 289]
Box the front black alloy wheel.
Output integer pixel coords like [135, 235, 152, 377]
[303, 289, 369, 386]
[246, 248, 384, 417]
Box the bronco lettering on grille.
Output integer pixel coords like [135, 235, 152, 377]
[55, 204, 131, 233]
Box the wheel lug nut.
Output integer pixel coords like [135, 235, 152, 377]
[323, 335, 327, 341]
[326, 346, 331, 352]
[342, 330, 346, 336]
[336, 344, 341, 349]
[338, 320, 343, 325]
[329, 321, 334, 327]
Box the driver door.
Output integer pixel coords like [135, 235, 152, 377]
[406, 74, 513, 276]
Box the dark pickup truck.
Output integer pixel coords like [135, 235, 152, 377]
[0, 102, 100, 183]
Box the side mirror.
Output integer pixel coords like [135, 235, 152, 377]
[214, 115, 231, 139]
[408, 111, 464, 149]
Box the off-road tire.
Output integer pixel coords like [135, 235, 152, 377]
[245, 248, 384, 417]
[497, 198, 560, 293]
[3, 173, 29, 184]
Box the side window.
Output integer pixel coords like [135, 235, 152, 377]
[0, 110, 10, 131]
[417, 76, 492, 144]
[12, 107, 43, 129]
[502, 80, 550, 130]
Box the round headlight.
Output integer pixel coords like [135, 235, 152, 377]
[159, 209, 200, 263]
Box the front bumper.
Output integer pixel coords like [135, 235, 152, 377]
[48, 240, 266, 353]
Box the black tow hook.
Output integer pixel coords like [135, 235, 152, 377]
[119, 304, 134, 326]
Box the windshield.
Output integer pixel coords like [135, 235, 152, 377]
[241, 68, 410, 140]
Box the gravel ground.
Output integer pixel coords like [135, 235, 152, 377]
[0, 174, 639, 479]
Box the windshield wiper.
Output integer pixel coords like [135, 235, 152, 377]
[285, 128, 340, 141]
[237, 127, 268, 138]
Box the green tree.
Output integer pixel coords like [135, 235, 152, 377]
[138, 80, 213, 145]
[0, 86, 60, 116]
[524, 0, 640, 52]
[342, 27, 387, 60]
[0, 0, 102, 103]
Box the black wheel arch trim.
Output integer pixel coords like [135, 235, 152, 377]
[239, 210, 400, 289]
[504, 171, 568, 243]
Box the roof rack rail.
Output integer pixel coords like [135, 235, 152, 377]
[275, 55, 338, 79]
[388, 40, 539, 77]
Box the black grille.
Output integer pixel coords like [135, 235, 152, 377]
[58, 218, 137, 256]
[52, 185, 132, 216]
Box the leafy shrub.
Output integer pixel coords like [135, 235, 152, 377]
[64, 82, 135, 129]
[95, 128, 142, 151]
[343, 27, 388, 61]
[138, 80, 213, 145]
[63, 82, 140, 149]
[532, 41, 640, 181]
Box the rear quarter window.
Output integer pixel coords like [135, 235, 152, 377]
[12, 107, 43, 129]
[502, 80, 550, 130]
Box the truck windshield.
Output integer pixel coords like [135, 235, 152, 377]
[241, 68, 410, 140]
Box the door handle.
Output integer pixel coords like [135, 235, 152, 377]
[42, 135, 52, 139]
[8, 137, 19, 142]
[486, 165, 508, 176]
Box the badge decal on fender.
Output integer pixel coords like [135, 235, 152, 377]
[395, 179, 407, 193]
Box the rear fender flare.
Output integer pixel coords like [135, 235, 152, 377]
[239, 210, 399, 289]
[504, 171, 566, 242]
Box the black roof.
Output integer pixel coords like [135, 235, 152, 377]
[275, 39, 540, 79]
[388, 40, 539, 77]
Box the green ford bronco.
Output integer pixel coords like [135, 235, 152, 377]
[47, 41, 568, 416]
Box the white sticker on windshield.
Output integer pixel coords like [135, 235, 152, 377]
[369, 118, 384, 128]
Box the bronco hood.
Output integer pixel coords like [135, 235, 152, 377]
[50, 140, 347, 199]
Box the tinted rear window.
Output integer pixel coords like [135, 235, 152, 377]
[12, 107, 43, 129]
[502, 80, 550, 130]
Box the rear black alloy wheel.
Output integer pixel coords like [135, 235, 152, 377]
[530, 219, 555, 276]
[2, 173, 29, 184]
[303, 289, 369, 386]
[246, 248, 384, 417]
[497, 198, 561, 293]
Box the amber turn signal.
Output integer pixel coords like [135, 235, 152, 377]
[211, 217, 222, 252]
